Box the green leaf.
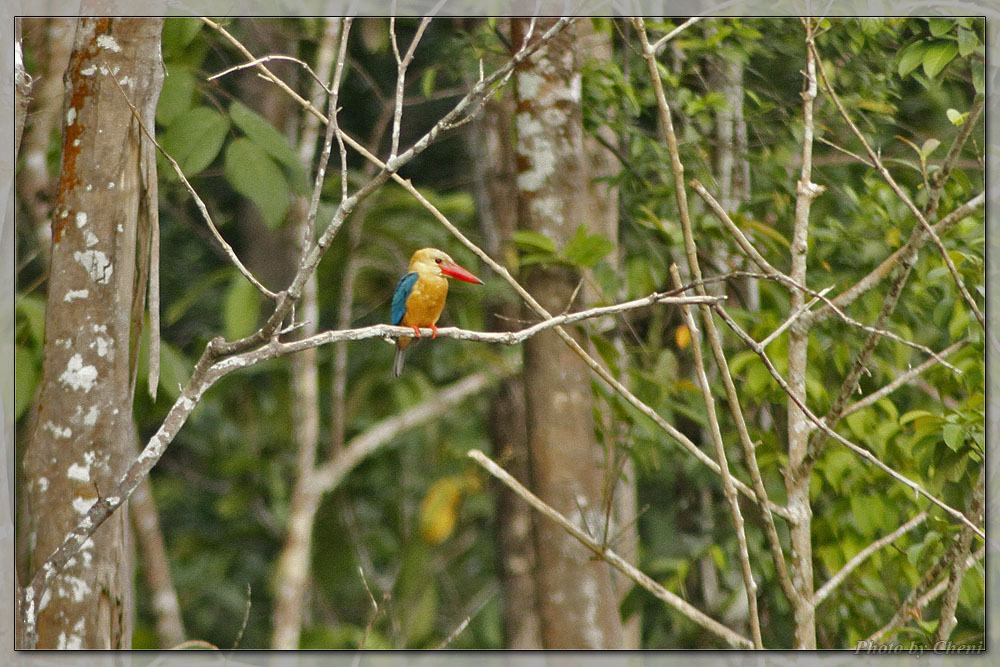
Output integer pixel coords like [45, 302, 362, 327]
[159, 106, 230, 177]
[421, 67, 437, 99]
[942, 423, 964, 451]
[224, 138, 290, 229]
[898, 40, 929, 77]
[900, 409, 939, 426]
[14, 345, 38, 420]
[161, 17, 204, 60]
[971, 61, 985, 94]
[229, 101, 303, 171]
[845, 409, 873, 442]
[927, 18, 954, 37]
[563, 225, 615, 268]
[746, 358, 772, 396]
[919, 138, 941, 159]
[16, 295, 46, 348]
[222, 273, 263, 340]
[922, 41, 958, 79]
[156, 66, 196, 126]
[851, 494, 880, 536]
[404, 584, 438, 646]
[949, 301, 970, 340]
[945, 108, 967, 126]
[512, 230, 557, 255]
[859, 17, 883, 36]
[157, 341, 191, 402]
[956, 28, 978, 57]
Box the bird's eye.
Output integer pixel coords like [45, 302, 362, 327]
[435, 258, 442, 264]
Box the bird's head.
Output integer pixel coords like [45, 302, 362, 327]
[409, 248, 484, 284]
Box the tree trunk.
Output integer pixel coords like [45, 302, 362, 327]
[14, 17, 32, 157]
[22, 17, 164, 649]
[511, 17, 625, 649]
[466, 44, 544, 646]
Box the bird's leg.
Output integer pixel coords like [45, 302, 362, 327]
[429, 324, 438, 339]
[409, 325, 422, 339]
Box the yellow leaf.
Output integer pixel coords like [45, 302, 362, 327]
[675, 324, 691, 349]
[418, 477, 464, 545]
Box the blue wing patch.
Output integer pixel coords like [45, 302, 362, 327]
[391, 272, 419, 325]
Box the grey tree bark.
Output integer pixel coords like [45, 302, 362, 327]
[21, 17, 164, 649]
[511, 17, 625, 649]
[466, 33, 544, 645]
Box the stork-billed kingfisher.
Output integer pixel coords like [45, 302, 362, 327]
[391, 248, 483, 378]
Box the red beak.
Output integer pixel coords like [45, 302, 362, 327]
[440, 261, 483, 284]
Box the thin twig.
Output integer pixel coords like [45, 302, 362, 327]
[652, 16, 706, 53]
[208, 54, 332, 93]
[356, 566, 380, 651]
[467, 449, 753, 649]
[634, 16, 796, 622]
[808, 40, 984, 331]
[110, 74, 277, 300]
[712, 303, 984, 541]
[841, 338, 968, 418]
[670, 266, 763, 648]
[435, 587, 496, 649]
[759, 286, 832, 349]
[202, 14, 796, 529]
[389, 16, 433, 160]
[232, 583, 252, 649]
[814, 512, 929, 605]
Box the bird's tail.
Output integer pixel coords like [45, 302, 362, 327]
[392, 342, 407, 378]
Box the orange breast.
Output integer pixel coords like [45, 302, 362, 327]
[401, 274, 449, 328]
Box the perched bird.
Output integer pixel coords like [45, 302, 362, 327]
[391, 248, 483, 378]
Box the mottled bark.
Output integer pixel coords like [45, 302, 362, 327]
[467, 48, 543, 646]
[16, 18, 76, 262]
[22, 17, 164, 649]
[575, 21, 639, 649]
[14, 18, 32, 157]
[512, 17, 625, 649]
[784, 29, 820, 649]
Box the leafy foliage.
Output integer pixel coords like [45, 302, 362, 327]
[14, 16, 984, 650]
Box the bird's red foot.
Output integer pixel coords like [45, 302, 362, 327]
[409, 325, 422, 339]
[429, 324, 439, 339]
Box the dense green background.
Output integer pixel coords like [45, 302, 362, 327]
[14, 17, 985, 649]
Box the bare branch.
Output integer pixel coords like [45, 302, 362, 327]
[809, 40, 984, 331]
[208, 54, 331, 93]
[841, 338, 968, 418]
[467, 450, 754, 649]
[633, 17, 797, 617]
[651, 16, 706, 54]
[759, 286, 832, 349]
[111, 75, 278, 300]
[670, 266, 763, 648]
[311, 373, 497, 493]
[712, 303, 984, 541]
[389, 16, 432, 159]
[805, 192, 984, 326]
[814, 512, 929, 605]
